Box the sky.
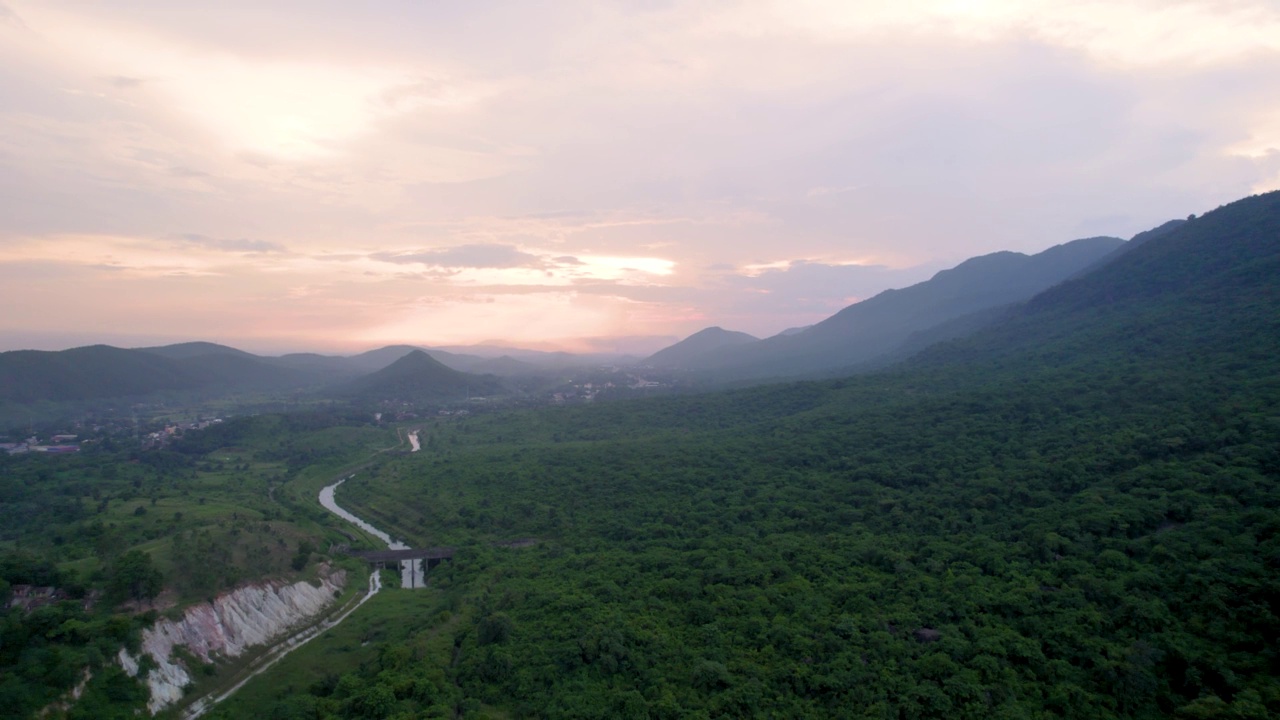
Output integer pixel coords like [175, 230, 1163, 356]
[1, 0, 1278, 355]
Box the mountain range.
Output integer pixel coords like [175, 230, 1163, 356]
[923, 192, 1280, 374]
[643, 234, 1127, 378]
[0, 342, 510, 408]
[3, 195, 1274, 410]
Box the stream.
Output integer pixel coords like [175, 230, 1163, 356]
[318, 429, 424, 589]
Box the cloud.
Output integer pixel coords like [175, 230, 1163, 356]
[753, 0, 1280, 68]
[371, 244, 543, 269]
[0, 2, 26, 29]
[365, 246, 675, 289]
[1, 1, 1279, 351]
[699, 258, 939, 329]
[725, 260, 931, 313]
[557, 256, 942, 338]
[806, 185, 864, 197]
[101, 75, 144, 89]
[179, 233, 284, 253]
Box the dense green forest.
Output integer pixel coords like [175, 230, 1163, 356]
[306, 361, 1279, 718]
[214, 194, 1279, 718]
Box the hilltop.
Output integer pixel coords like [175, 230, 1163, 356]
[643, 327, 760, 368]
[339, 350, 506, 403]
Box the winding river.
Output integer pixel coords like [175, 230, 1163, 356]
[183, 429, 423, 717]
[318, 429, 424, 589]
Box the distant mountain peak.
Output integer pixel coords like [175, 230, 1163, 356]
[644, 327, 760, 368]
[687, 326, 744, 338]
[342, 348, 504, 402]
[136, 341, 257, 360]
[368, 349, 459, 379]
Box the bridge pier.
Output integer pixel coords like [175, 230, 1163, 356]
[349, 547, 455, 589]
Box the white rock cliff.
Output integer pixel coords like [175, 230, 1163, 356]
[119, 570, 346, 715]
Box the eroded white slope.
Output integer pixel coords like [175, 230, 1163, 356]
[120, 570, 346, 715]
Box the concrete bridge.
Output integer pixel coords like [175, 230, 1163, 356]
[345, 541, 535, 588]
[347, 547, 455, 589]
[349, 547, 455, 569]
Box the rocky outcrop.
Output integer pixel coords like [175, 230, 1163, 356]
[120, 570, 346, 715]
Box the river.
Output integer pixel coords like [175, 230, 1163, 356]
[185, 431, 422, 717]
[319, 430, 423, 589]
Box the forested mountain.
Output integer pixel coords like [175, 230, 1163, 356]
[267, 351, 368, 381]
[340, 344, 429, 373]
[467, 355, 539, 376]
[339, 349, 506, 403]
[435, 344, 620, 368]
[914, 192, 1279, 374]
[140, 342, 310, 389]
[172, 353, 308, 389]
[644, 327, 760, 367]
[239, 344, 539, 379]
[1118, 218, 1187, 253]
[0, 343, 319, 405]
[0, 342, 520, 409]
[679, 235, 1125, 378]
[272, 192, 1280, 719]
[0, 345, 206, 403]
[136, 341, 259, 361]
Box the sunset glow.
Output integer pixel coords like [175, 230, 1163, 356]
[1, 0, 1277, 353]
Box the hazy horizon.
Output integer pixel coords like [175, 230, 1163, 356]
[2, 1, 1277, 353]
[0, 330, 680, 357]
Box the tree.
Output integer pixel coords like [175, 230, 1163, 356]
[106, 550, 162, 604]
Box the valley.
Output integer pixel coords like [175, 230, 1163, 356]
[6, 3, 1278, 716]
[1, 192, 1277, 718]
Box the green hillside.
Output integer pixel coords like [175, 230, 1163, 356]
[0, 345, 205, 403]
[682, 235, 1125, 379]
[915, 190, 1280, 376]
